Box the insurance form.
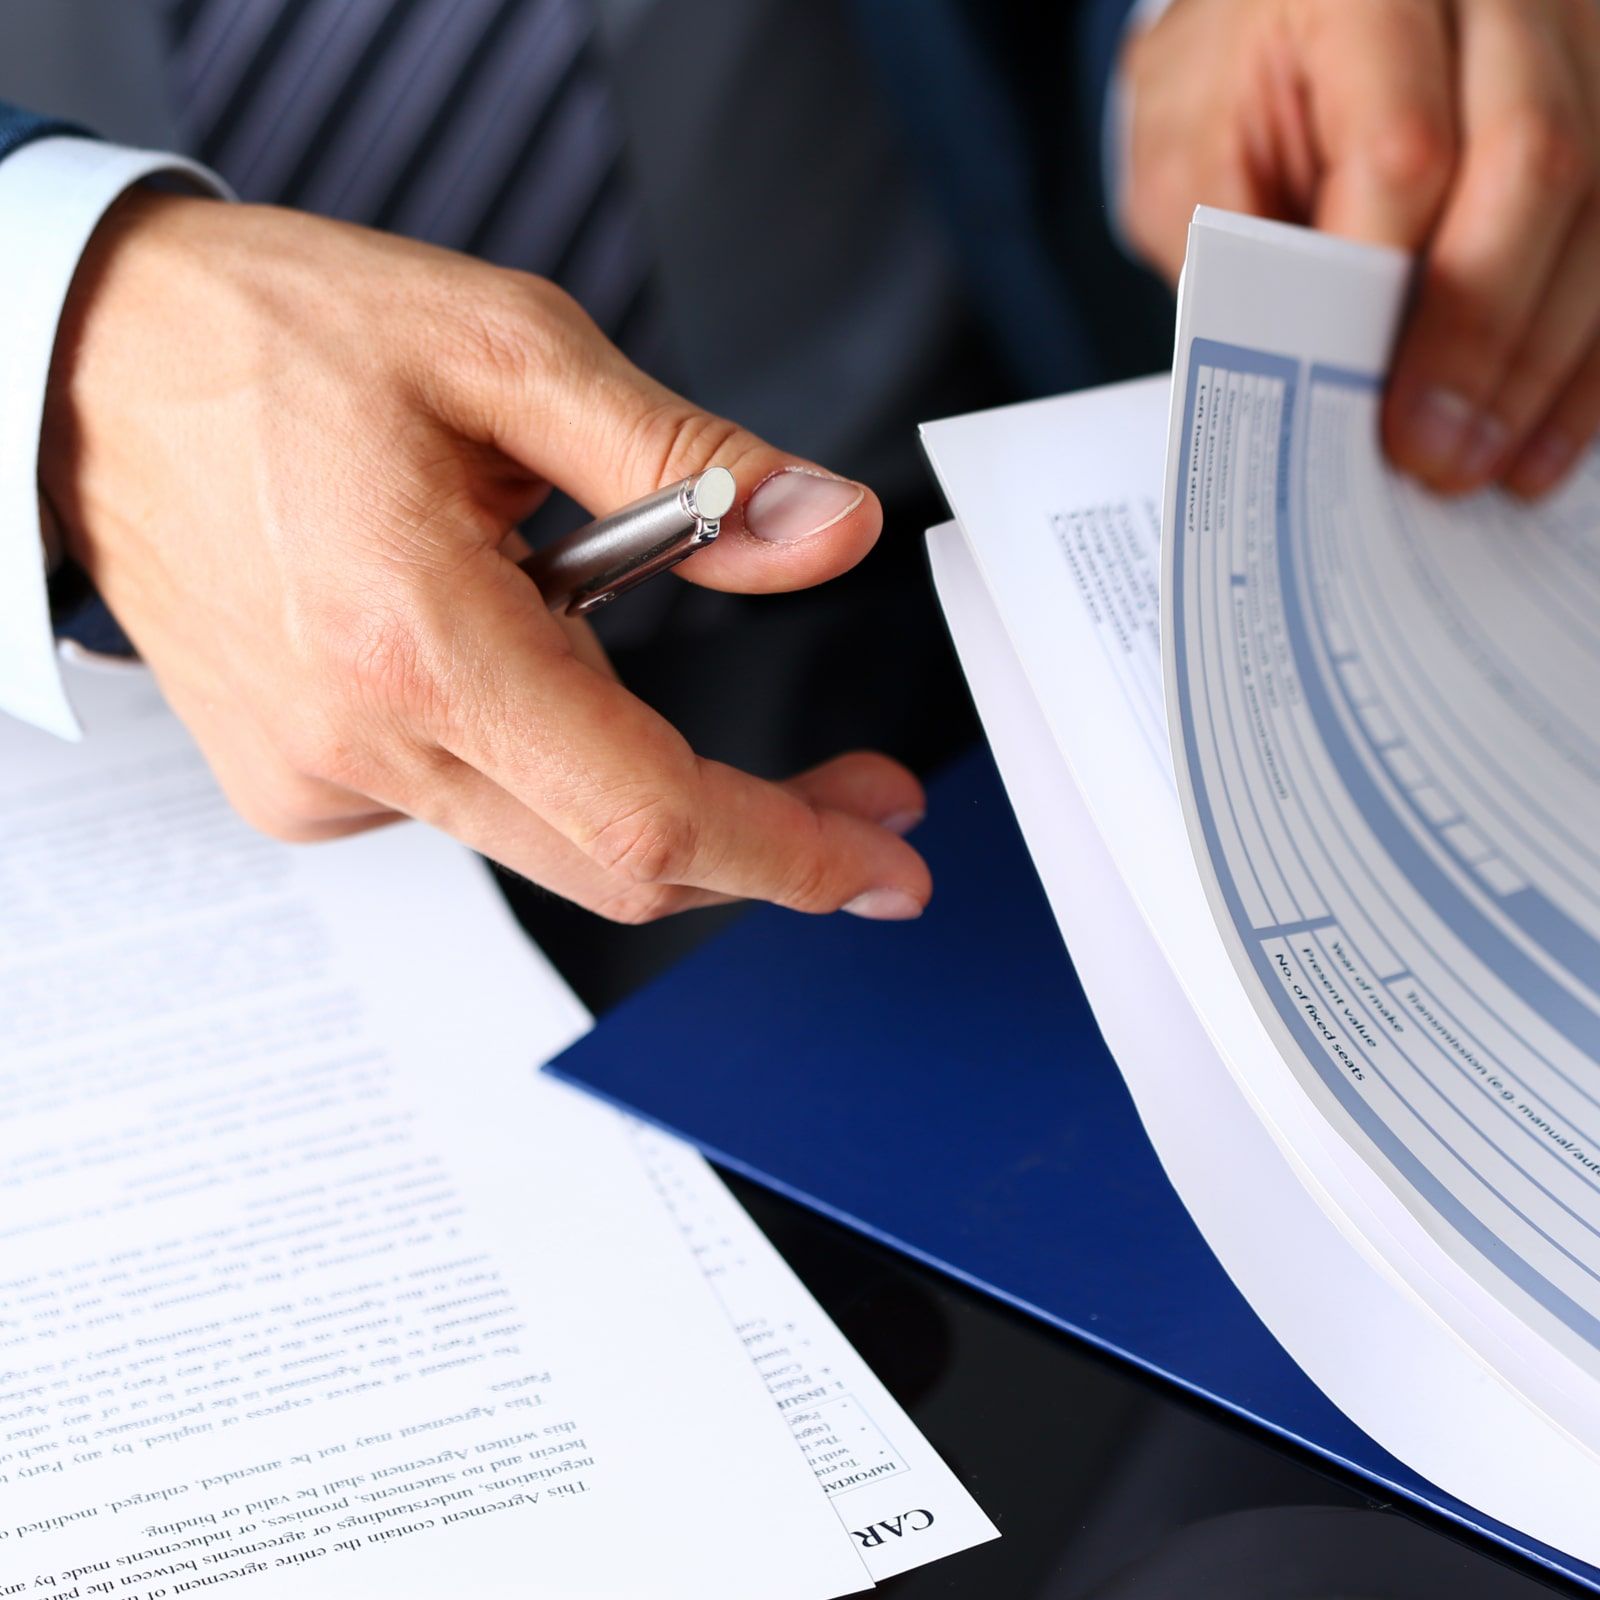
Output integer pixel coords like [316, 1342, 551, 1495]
[1165, 213, 1600, 1391]
[922, 207, 1600, 1567]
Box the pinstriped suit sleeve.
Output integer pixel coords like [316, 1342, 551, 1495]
[0, 100, 226, 739]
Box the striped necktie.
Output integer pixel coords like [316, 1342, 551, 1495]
[164, 0, 667, 370]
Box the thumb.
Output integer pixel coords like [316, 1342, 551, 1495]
[469, 279, 883, 595]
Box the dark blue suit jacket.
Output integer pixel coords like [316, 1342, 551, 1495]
[0, 0, 1158, 397]
[2, 0, 1160, 653]
[850, 0, 1169, 395]
[0, 102, 81, 161]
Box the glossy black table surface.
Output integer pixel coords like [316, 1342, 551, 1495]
[724, 1172, 1582, 1600]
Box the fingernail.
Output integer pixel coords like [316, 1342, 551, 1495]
[745, 467, 863, 544]
[842, 888, 924, 921]
[1510, 427, 1578, 498]
[1455, 412, 1510, 485]
[879, 809, 924, 837]
[1402, 386, 1475, 473]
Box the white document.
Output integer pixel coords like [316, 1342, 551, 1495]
[921, 209, 1600, 1566]
[630, 1127, 998, 1581]
[0, 663, 981, 1598]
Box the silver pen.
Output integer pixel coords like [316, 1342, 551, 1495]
[520, 466, 737, 617]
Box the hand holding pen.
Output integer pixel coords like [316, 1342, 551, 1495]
[44, 197, 930, 924]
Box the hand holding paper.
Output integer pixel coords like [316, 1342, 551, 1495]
[923, 204, 1600, 1572]
[1121, 0, 1600, 500]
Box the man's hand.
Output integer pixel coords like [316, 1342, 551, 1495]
[1122, 0, 1600, 498]
[41, 194, 930, 924]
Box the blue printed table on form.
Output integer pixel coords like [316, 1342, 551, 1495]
[548, 746, 1600, 1594]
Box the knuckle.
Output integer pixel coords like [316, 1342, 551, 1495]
[584, 794, 698, 886]
[588, 878, 680, 926]
[275, 724, 344, 786]
[281, 601, 448, 786]
[516, 270, 586, 323]
[772, 814, 837, 913]
[443, 270, 587, 391]
[1494, 105, 1590, 195]
[228, 772, 344, 845]
[634, 403, 746, 491]
[443, 279, 533, 387]
[276, 718, 375, 794]
[324, 608, 438, 723]
[1363, 110, 1455, 200]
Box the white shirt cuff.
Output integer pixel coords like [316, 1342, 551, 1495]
[1103, 0, 1178, 253]
[0, 135, 229, 740]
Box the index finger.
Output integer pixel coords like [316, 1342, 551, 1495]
[1301, 0, 1457, 248]
[431, 551, 932, 919]
[1382, 0, 1594, 489]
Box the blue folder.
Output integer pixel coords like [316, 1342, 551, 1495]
[548, 747, 1598, 1593]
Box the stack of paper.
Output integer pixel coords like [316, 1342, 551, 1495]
[0, 663, 995, 1597]
[924, 207, 1600, 1567]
